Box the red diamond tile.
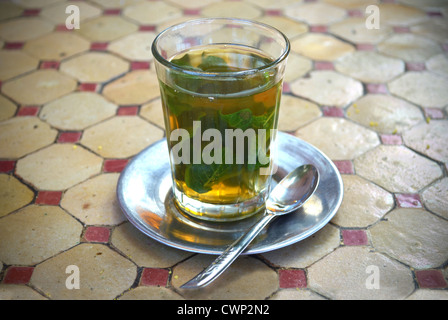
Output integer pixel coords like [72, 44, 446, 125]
[184, 8, 201, 15]
[279, 269, 307, 288]
[4, 42, 24, 50]
[406, 62, 426, 71]
[117, 106, 139, 116]
[104, 159, 129, 173]
[139, 25, 156, 32]
[310, 25, 327, 33]
[395, 193, 422, 208]
[78, 83, 98, 92]
[23, 9, 41, 16]
[348, 10, 363, 17]
[366, 83, 388, 94]
[84, 226, 110, 243]
[0, 161, 16, 173]
[342, 229, 368, 246]
[415, 270, 447, 288]
[58, 132, 82, 143]
[424, 107, 445, 119]
[443, 44, 448, 52]
[131, 61, 150, 70]
[282, 82, 291, 94]
[35, 191, 63, 205]
[356, 43, 375, 51]
[265, 9, 282, 16]
[140, 268, 170, 287]
[55, 24, 73, 32]
[103, 9, 121, 15]
[333, 160, 354, 174]
[393, 26, 410, 33]
[322, 106, 343, 117]
[17, 106, 39, 116]
[90, 42, 108, 51]
[40, 61, 60, 69]
[3, 266, 34, 284]
[427, 11, 443, 17]
[315, 61, 334, 71]
[380, 134, 403, 145]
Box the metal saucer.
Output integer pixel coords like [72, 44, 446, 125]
[116, 131, 343, 255]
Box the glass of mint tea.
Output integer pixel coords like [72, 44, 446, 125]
[152, 18, 290, 222]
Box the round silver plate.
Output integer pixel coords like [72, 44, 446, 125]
[117, 131, 343, 255]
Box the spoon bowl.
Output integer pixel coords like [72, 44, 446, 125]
[180, 164, 319, 289]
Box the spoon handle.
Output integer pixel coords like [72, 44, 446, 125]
[180, 212, 276, 289]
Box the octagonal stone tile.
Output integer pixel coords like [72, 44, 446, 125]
[12, 0, 65, 8]
[285, 2, 346, 25]
[16, 144, 103, 191]
[0, 205, 82, 265]
[422, 178, 448, 219]
[111, 222, 192, 268]
[378, 3, 428, 26]
[201, 2, 262, 20]
[0, 284, 47, 300]
[102, 70, 160, 105]
[308, 246, 414, 300]
[0, 95, 16, 121]
[323, 0, 378, 9]
[411, 19, 448, 44]
[403, 120, 448, 162]
[347, 94, 423, 134]
[378, 34, 442, 62]
[0, 50, 39, 81]
[123, 1, 182, 25]
[294, 118, 380, 160]
[23, 32, 90, 61]
[354, 145, 443, 193]
[277, 95, 321, 132]
[369, 208, 448, 269]
[40, 1, 102, 25]
[0, 2, 23, 21]
[291, 34, 355, 62]
[261, 224, 340, 268]
[108, 32, 157, 62]
[334, 51, 405, 84]
[171, 255, 277, 300]
[80, 116, 163, 158]
[0, 117, 57, 159]
[426, 53, 448, 78]
[388, 72, 448, 108]
[40, 92, 117, 130]
[256, 16, 308, 40]
[290, 71, 363, 108]
[61, 173, 126, 226]
[30, 243, 137, 300]
[0, 18, 53, 42]
[76, 16, 138, 42]
[0, 174, 34, 218]
[118, 286, 184, 300]
[140, 98, 165, 129]
[283, 52, 312, 83]
[331, 175, 394, 228]
[329, 17, 392, 44]
[60, 52, 129, 83]
[1, 69, 77, 105]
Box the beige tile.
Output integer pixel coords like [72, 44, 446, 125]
[140, 98, 165, 129]
[30, 243, 137, 300]
[246, 0, 301, 9]
[378, 34, 442, 62]
[166, 0, 219, 9]
[23, 32, 90, 61]
[330, 17, 392, 44]
[13, 0, 65, 8]
[0, 285, 47, 300]
[0, 18, 54, 42]
[369, 208, 448, 268]
[256, 16, 308, 40]
[332, 175, 394, 228]
[0, 50, 39, 81]
[2, 69, 77, 105]
[290, 71, 363, 107]
[0, 205, 82, 265]
[283, 52, 312, 83]
[111, 222, 192, 268]
[294, 118, 379, 160]
[76, 16, 138, 42]
[378, 3, 428, 26]
[403, 120, 448, 163]
[201, 2, 262, 20]
[269, 289, 326, 300]
[40, 1, 102, 25]
[0, 117, 57, 159]
[277, 95, 321, 132]
[334, 51, 405, 84]
[61, 173, 126, 226]
[347, 94, 423, 134]
[102, 70, 160, 105]
[0, 95, 17, 121]
[40, 92, 117, 130]
[406, 289, 448, 300]
[291, 34, 355, 61]
[123, 1, 182, 25]
[89, 0, 144, 8]
[398, 0, 448, 10]
[60, 52, 129, 83]
[16, 144, 103, 191]
[426, 53, 448, 78]
[108, 32, 157, 62]
[0, 2, 23, 21]
[323, 0, 379, 9]
[171, 255, 278, 299]
[285, 2, 346, 25]
[261, 224, 340, 268]
[422, 178, 448, 220]
[308, 246, 414, 300]
[411, 18, 448, 43]
[80, 116, 163, 158]
[118, 286, 184, 300]
[0, 174, 34, 218]
[388, 72, 448, 108]
[354, 145, 443, 193]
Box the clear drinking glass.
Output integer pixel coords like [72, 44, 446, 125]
[152, 18, 290, 222]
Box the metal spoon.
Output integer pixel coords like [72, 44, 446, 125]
[180, 164, 319, 289]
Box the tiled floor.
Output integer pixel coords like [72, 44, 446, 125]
[0, 0, 447, 300]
